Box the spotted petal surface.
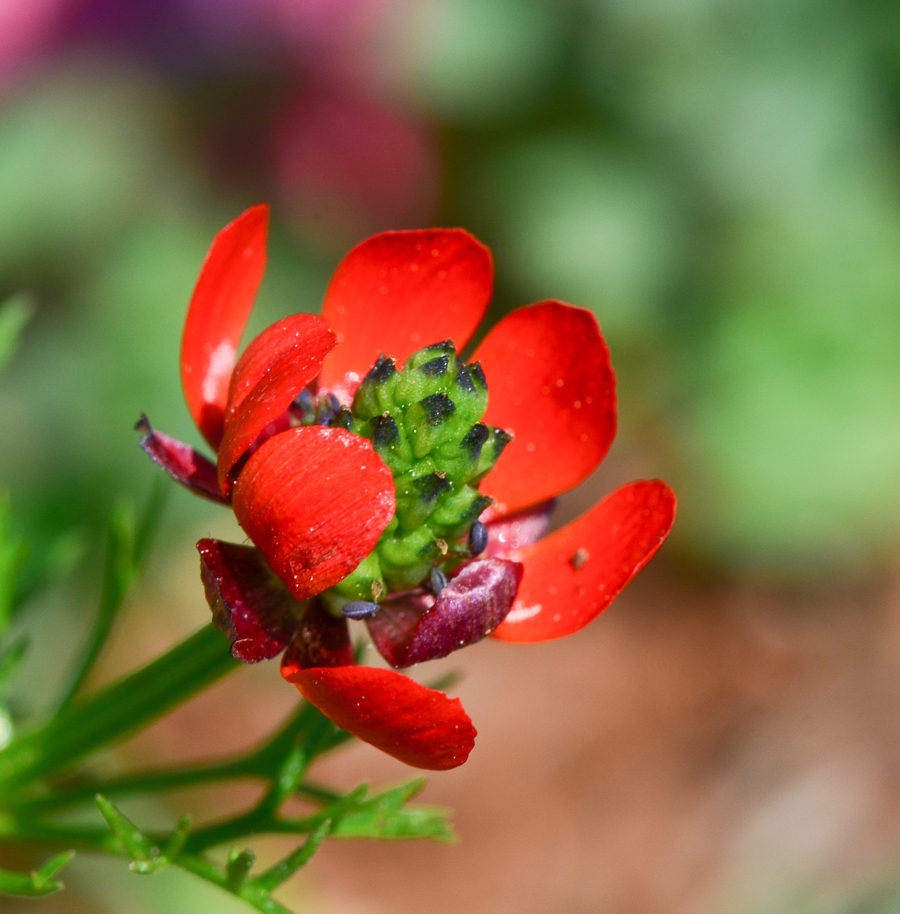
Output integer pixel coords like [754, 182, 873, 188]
[232, 427, 395, 601]
[217, 314, 336, 491]
[318, 229, 492, 399]
[282, 664, 476, 770]
[476, 302, 616, 517]
[493, 480, 676, 643]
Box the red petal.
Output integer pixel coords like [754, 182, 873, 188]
[317, 229, 492, 399]
[198, 539, 300, 662]
[135, 414, 228, 505]
[217, 315, 336, 491]
[181, 205, 269, 450]
[475, 302, 616, 517]
[232, 427, 395, 600]
[282, 664, 476, 770]
[492, 480, 676, 643]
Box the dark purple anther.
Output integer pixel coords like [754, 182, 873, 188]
[342, 600, 380, 619]
[429, 567, 448, 595]
[469, 520, 488, 556]
[292, 388, 314, 415]
[330, 407, 353, 430]
[367, 558, 523, 667]
[315, 392, 341, 425]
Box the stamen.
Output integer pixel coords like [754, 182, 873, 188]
[429, 567, 448, 595]
[469, 520, 488, 556]
[330, 407, 353, 430]
[342, 601, 380, 619]
[315, 393, 341, 425]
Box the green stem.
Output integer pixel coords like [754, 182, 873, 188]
[0, 625, 238, 797]
[13, 761, 253, 814]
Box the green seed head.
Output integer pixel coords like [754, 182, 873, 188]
[324, 340, 511, 603]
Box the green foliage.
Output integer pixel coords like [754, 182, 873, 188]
[0, 493, 28, 638]
[0, 480, 453, 914]
[0, 295, 33, 374]
[0, 850, 74, 898]
[57, 481, 167, 710]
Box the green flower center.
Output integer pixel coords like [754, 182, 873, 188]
[313, 341, 510, 611]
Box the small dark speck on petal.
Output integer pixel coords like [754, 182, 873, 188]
[571, 548, 590, 571]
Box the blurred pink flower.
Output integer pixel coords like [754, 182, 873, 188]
[0, 0, 71, 88]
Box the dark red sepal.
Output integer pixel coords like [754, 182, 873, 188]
[281, 664, 476, 770]
[135, 414, 228, 505]
[198, 538, 301, 662]
[365, 591, 430, 668]
[367, 558, 523, 668]
[282, 600, 354, 670]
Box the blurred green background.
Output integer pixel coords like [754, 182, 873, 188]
[5, 0, 900, 578]
[5, 0, 900, 912]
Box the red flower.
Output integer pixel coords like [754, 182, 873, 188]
[138, 204, 676, 770]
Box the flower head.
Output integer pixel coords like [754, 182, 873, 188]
[138, 204, 676, 770]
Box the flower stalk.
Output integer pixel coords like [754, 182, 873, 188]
[0, 624, 239, 796]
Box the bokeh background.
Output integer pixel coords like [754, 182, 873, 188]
[4, 0, 900, 911]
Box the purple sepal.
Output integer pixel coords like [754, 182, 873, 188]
[282, 600, 354, 670]
[484, 500, 555, 557]
[367, 558, 523, 668]
[136, 414, 229, 505]
[198, 539, 301, 663]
